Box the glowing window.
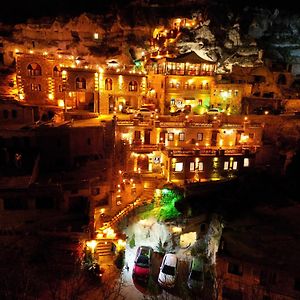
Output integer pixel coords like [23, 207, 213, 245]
[198, 162, 204, 171]
[129, 81, 138, 92]
[27, 63, 42, 76]
[244, 158, 249, 167]
[190, 162, 195, 171]
[197, 132, 203, 141]
[175, 162, 183, 172]
[168, 133, 174, 141]
[94, 32, 99, 39]
[53, 65, 61, 77]
[105, 78, 112, 90]
[179, 132, 185, 141]
[224, 161, 229, 170]
[233, 161, 238, 170]
[76, 77, 86, 89]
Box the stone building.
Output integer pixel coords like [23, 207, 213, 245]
[146, 51, 216, 114]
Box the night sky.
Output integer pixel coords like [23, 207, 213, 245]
[0, 0, 296, 24]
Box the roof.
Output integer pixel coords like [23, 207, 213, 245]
[162, 51, 215, 64]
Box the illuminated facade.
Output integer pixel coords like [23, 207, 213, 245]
[98, 68, 147, 114]
[15, 52, 147, 114]
[146, 51, 216, 114]
[116, 116, 262, 184]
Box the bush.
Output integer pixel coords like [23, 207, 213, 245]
[114, 250, 125, 269]
[129, 234, 135, 249]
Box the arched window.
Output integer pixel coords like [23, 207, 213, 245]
[53, 66, 61, 77]
[27, 63, 42, 76]
[76, 77, 86, 90]
[129, 81, 138, 92]
[105, 78, 113, 90]
[277, 74, 287, 85]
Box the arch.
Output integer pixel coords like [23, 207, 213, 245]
[105, 78, 113, 90]
[277, 73, 287, 85]
[76, 77, 86, 89]
[129, 80, 138, 92]
[53, 65, 61, 77]
[27, 63, 42, 76]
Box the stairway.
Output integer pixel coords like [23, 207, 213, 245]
[96, 239, 114, 256]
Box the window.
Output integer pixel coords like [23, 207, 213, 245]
[175, 162, 183, 172]
[260, 270, 277, 286]
[234, 90, 238, 96]
[168, 133, 174, 141]
[243, 158, 249, 167]
[179, 132, 185, 141]
[59, 85, 63, 92]
[76, 77, 86, 89]
[92, 187, 100, 195]
[94, 32, 99, 39]
[294, 278, 300, 291]
[53, 65, 61, 77]
[249, 133, 254, 139]
[197, 132, 203, 141]
[12, 109, 17, 119]
[224, 161, 229, 170]
[31, 83, 41, 91]
[233, 161, 238, 170]
[129, 81, 138, 92]
[190, 162, 195, 171]
[27, 63, 42, 76]
[105, 78, 112, 90]
[228, 262, 243, 276]
[198, 161, 204, 171]
[3, 110, 9, 119]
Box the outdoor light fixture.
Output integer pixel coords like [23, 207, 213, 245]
[86, 240, 98, 254]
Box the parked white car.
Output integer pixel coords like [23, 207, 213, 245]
[135, 107, 154, 118]
[158, 253, 178, 288]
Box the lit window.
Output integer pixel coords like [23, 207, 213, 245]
[76, 77, 86, 89]
[197, 133, 203, 141]
[175, 162, 183, 172]
[233, 161, 238, 170]
[129, 81, 138, 92]
[179, 132, 185, 141]
[224, 161, 229, 170]
[27, 63, 42, 76]
[105, 78, 112, 90]
[94, 32, 99, 39]
[243, 158, 249, 167]
[168, 133, 174, 141]
[53, 65, 61, 77]
[234, 90, 238, 96]
[198, 162, 204, 171]
[190, 162, 195, 171]
[31, 84, 41, 91]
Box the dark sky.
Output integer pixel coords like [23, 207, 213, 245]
[0, 0, 296, 24]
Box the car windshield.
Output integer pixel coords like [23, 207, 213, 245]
[190, 270, 203, 281]
[162, 265, 175, 275]
[136, 255, 149, 267]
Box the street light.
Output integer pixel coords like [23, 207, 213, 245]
[86, 240, 98, 255]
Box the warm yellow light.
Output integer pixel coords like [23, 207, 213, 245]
[29, 50, 34, 54]
[43, 51, 48, 55]
[48, 94, 54, 100]
[62, 70, 67, 76]
[172, 226, 182, 234]
[19, 94, 25, 100]
[86, 240, 97, 253]
[57, 99, 64, 107]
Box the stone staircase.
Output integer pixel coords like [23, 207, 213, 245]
[96, 239, 114, 257]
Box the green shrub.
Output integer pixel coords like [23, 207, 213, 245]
[129, 234, 136, 249]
